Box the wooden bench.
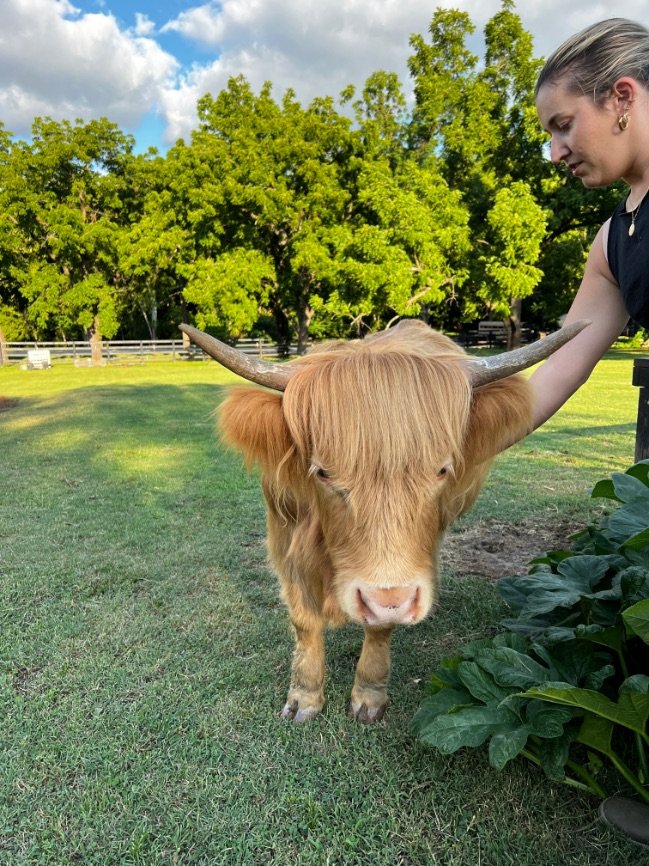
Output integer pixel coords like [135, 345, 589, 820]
[478, 321, 507, 346]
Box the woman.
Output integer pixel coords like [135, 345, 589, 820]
[532, 17, 649, 849]
[532, 17, 649, 429]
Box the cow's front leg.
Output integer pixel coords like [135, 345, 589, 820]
[349, 626, 393, 723]
[280, 621, 325, 722]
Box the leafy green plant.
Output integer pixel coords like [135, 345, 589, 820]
[412, 460, 649, 803]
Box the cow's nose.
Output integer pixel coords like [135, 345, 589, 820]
[356, 586, 420, 625]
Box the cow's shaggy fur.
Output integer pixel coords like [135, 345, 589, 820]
[219, 320, 532, 722]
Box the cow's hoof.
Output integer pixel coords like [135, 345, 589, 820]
[280, 699, 322, 723]
[348, 700, 387, 724]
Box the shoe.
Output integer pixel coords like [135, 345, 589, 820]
[599, 797, 649, 849]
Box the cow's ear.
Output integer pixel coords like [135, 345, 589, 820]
[219, 386, 294, 471]
[465, 375, 533, 465]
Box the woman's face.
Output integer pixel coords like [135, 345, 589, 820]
[536, 78, 627, 187]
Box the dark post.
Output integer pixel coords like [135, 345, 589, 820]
[632, 358, 649, 462]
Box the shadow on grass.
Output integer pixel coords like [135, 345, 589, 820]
[2, 381, 279, 604]
[1, 379, 509, 709]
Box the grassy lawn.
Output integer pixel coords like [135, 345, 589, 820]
[1, 351, 648, 866]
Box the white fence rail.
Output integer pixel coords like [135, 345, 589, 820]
[0, 337, 302, 366]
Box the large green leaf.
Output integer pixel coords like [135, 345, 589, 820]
[577, 713, 614, 754]
[476, 647, 550, 690]
[525, 700, 573, 737]
[623, 599, 649, 644]
[622, 528, 649, 551]
[592, 467, 649, 504]
[489, 726, 530, 769]
[498, 572, 553, 613]
[606, 501, 649, 548]
[426, 657, 463, 693]
[591, 478, 620, 502]
[620, 675, 649, 694]
[532, 639, 615, 688]
[538, 733, 573, 781]
[457, 661, 511, 704]
[524, 683, 649, 735]
[461, 632, 531, 661]
[611, 472, 649, 504]
[500, 556, 614, 622]
[573, 624, 624, 656]
[410, 687, 474, 735]
[417, 705, 519, 753]
[626, 460, 649, 487]
[619, 567, 649, 607]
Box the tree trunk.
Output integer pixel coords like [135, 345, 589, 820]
[150, 301, 158, 341]
[508, 298, 523, 349]
[0, 326, 7, 366]
[140, 303, 158, 341]
[89, 317, 104, 365]
[297, 304, 313, 355]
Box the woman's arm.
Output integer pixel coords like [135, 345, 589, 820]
[528, 222, 630, 430]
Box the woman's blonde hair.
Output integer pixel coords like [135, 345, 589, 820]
[535, 18, 649, 103]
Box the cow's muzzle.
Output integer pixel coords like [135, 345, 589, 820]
[354, 585, 423, 626]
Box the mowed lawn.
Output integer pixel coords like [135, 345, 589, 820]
[0, 350, 647, 866]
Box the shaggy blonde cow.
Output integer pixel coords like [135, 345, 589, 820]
[181, 319, 586, 723]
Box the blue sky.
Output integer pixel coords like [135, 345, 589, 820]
[4, 0, 649, 153]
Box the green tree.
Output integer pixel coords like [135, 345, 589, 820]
[476, 181, 547, 337]
[116, 149, 193, 340]
[341, 70, 408, 167]
[183, 249, 275, 339]
[185, 78, 354, 350]
[0, 124, 29, 344]
[314, 157, 470, 334]
[0, 117, 137, 343]
[407, 2, 552, 342]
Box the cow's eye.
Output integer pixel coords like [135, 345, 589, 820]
[311, 465, 331, 482]
[436, 463, 453, 480]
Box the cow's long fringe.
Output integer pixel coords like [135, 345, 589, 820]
[219, 321, 532, 530]
[281, 328, 473, 508]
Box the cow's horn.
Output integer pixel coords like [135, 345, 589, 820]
[179, 324, 295, 391]
[466, 320, 590, 387]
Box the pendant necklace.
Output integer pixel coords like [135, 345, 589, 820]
[628, 189, 649, 236]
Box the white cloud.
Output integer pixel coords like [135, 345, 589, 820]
[133, 12, 156, 37]
[157, 0, 459, 142]
[159, 0, 641, 144]
[160, 1, 228, 46]
[0, 0, 177, 136]
[6, 0, 649, 149]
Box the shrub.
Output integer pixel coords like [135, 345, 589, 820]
[412, 460, 649, 802]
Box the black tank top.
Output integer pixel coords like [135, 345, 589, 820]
[607, 196, 649, 328]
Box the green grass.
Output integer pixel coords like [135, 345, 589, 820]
[1, 353, 648, 866]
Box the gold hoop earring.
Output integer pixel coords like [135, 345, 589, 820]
[618, 111, 630, 131]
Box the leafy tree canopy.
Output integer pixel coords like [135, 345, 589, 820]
[0, 2, 620, 347]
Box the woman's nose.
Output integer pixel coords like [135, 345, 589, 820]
[549, 135, 569, 164]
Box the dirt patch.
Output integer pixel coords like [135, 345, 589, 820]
[441, 518, 582, 580]
[0, 396, 17, 412]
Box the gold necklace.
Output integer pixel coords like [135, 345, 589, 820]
[628, 190, 649, 236]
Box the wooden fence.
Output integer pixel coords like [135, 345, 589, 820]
[0, 337, 301, 366]
[2, 336, 648, 462]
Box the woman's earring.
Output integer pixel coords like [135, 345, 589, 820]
[618, 111, 630, 131]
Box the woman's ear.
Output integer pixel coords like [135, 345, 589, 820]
[612, 77, 637, 111]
